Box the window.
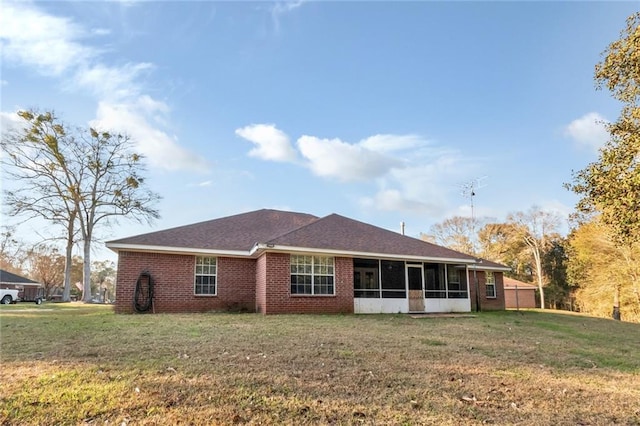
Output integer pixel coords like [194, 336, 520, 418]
[291, 255, 335, 295]
[195, 256, 217, 295]
[485, 271, 496, 298]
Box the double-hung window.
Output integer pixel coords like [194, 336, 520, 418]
[485, 271, 496, 298]
[291, 255, 335, 295]
[195, 256, 217, 295]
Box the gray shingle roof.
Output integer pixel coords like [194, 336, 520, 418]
[0, 269, 40, 285]
[267, 213, 475, 261]
[108, 209, 481, 262]
[108, 209, 318, 251]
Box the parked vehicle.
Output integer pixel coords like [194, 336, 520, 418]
[1, 288, 20, 304]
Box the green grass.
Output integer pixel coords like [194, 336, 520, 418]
[1, 304, 639, 425]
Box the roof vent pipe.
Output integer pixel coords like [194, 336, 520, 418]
[400, 221, 405, 235]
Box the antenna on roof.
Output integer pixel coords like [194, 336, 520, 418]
[459, 176, 488, 222]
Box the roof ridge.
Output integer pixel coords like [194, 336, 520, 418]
[264, 213, 326, 243]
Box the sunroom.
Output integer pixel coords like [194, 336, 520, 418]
[353, 258, 471, 314]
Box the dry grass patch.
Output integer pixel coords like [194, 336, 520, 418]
[1, 305, 639, 425]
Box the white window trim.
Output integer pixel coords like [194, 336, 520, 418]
[485, 271, 497, 299]
[290, 255, 336, 296]
[194, 256, 217, 296]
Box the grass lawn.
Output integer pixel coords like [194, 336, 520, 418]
[1, 304, 639, 425]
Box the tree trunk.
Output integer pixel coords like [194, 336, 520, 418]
[62, 214, 76, 302]
[62, 240, 73, 302]
[612, 285, 621, 321]
[82, 238, 92, 302]
[533, 248, 545, 309]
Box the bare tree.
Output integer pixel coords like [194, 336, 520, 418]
[2, 110, 160, 302]
[429, 216, 487, 256]
[1, 111, 79, 301]
[73, 128, 160, 301]
[507, 206, 561, 309]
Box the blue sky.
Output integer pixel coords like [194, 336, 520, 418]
[1, 1, 636, 261]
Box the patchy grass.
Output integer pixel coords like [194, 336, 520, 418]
[1, 305, 639, 425]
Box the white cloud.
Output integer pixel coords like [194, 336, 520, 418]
[73, 62, 154, 101]
[92, 100, 209, 173]
[564, 112, 610, 152]
[359, 134, 424, 153]
[0, 3, 92, 76]
[0, 111, 24, 133]
[236, 123, 481, 215]
[235, 124, 298, 162]
[0, 2, 207, 173]
[0, 80, 7, 86]
[271, 1, 305, 31]
[297, 135, 402, 182]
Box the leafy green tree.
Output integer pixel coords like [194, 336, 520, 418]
[567, 13, 640, 319]
[90, 260, 117, 302]
[542, 238, 571, 310]
[25, 245, 66, 298]
[477, 222, 532, 281]
[567, 219, 640, 322]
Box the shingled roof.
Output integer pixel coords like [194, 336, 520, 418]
[107, 209, 477, 262]
[0, 269, 41, 286]
[266, 214, 474, 261]
[108, 209, 318, 252]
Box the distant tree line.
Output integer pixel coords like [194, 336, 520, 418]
[0, 227, 116, 301]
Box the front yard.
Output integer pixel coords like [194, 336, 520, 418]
[1, 304, 639, 425]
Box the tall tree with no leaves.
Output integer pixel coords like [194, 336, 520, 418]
[1, 111, 79, 301]
[507, 207, 561, 310]
[74, 128, 160, 301]
[2, 109, 160, 302]
[428, 216, 487, 256]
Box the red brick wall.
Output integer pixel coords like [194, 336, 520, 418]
[255, 254, 267, 313]
[115, 252, 255, 314]
[468, 270, 506, 311]
[261, 253, 354, 314]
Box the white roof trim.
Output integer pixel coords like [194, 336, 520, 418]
[468, 265, 511, 272]
[252, 243, 476, 264]
[107, 242, 482, 265]
[105, 243, 250, 258]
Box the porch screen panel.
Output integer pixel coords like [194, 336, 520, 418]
[353, 258, 380, 298]
[424, 263, 445, 298]
[447, 265, 468, 299]
[380, 260, 406, 298]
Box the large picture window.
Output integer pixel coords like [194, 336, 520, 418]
[195, 256, 217, 295]
[485, 271, 496, 298]
[291, 255, 335, 295]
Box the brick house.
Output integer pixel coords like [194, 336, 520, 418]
[107, 209, 509, 314]
[0, 269, 43, 302]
